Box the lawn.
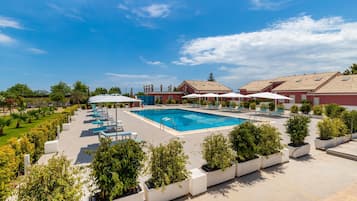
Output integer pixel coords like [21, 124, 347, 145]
[0, 113, 63, 147]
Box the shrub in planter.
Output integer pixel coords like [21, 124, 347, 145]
[313, 105, 323, 116]
[249, 102, 256, 110]
[290, 105, 299, 114]
[257, 124, 283, 156]
[146, 139, 189, 188]
[257, 124, 284, 168]
[230, 102, 237, 108]
[0, 145, 17, 201]
[268, 102, 275, 111]
[243, 102, 250, 109]
[8, 136, 35, 175]
[300, 102, 312, 115]
[229, 123, 260, 176]
[260, 103, 268, 111]
[18, 155, 83, 201]
[316, 118, 349, 150]
[91, 138, 145, 201]
[285, 115, 311, 158]
[341, 110, 357, 133]
[277, 104, 284, 111]
[324, 104, 346, 118]
[202, 134, 236, 186]
[182, 99, 188, 104]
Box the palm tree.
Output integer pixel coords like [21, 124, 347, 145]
[11, 113, 28, 128]
[0, 117, 11, 135]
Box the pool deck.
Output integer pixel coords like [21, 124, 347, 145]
[41, 105, 357, 201]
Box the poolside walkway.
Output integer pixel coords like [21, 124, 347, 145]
[39, 106, 357, 201]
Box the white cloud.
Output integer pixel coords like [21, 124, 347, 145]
[139, 56, 166, 67]
[105, 73, 179, 89]
[0, 33, 15, 44]
[250, 0, 291, 10]
[175, 16, 357, 88]
[0, 16, 23, 29]
[27, 48, 47, 54]
[117, 4, 129, 11]
[141, 4, 170, 18]
[48, 3, 84, 21]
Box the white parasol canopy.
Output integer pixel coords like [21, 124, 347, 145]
[182, 93, 202, 98]
[200, 93, 220, 98]
[246, 92, 292, 100]
[219, 92, 246, 98]
[89, 94, 142, 103]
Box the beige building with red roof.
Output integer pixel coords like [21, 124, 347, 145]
[178, 80, 232, 94]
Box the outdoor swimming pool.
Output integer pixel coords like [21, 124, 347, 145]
[131, 109, 247, 131]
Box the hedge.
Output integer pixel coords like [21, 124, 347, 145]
[0, 105, 78, 200]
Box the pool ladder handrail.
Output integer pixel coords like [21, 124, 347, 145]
[160, 117, 176, 131]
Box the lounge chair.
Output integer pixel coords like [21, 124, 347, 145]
[98, 131, 139, 141]
[270, 108, 285, 117]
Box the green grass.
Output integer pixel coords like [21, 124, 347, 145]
[0, 113, 63, 147]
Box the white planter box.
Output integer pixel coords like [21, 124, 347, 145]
[288, 143, 310, 158]
[281, 148, 290, 163]
[71, 116, 76, 121]
[113, 189, 144, 201]
[189, 168, 207, 196]
[44, 140, 59, 154]
[314, 138, 336, 150]
[261, 152, 283, 169]
[203, 164, 236, 187]
[144, 180, 189, 201]
[63, 123, 71, 131]
[236, 157, 261, 177]
[352, 133, 357, 139]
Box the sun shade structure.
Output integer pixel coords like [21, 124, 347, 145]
[182, 93, 202, 98]
[88, 94, 142, 104]
[246, 92, 292, 100]
[88, 94, 142, 135]
[219, 92, 246, 98]
[200, 93, 220, 98]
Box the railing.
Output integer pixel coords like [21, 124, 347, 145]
[160, 117, 176, 131]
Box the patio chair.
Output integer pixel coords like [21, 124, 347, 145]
[270, 108, 285, 117]
[98, 131, 139, 142]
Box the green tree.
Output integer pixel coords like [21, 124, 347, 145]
[208, 72, 215, 81]
[0, 95, 5, 113]
[11, 113, 28, 128]
[343, 63, 357, 75]
[0, 117, 11, 135]
[257, 124, 283, 156]
[50, 82, 71, 106]
[71, 81, 88, 104]
[108, 87, 121, 94]
[18, 155, 83, 201]
[6, 83, 33, 97]
[92, 87, 108, 96]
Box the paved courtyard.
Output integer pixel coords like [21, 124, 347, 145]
[49, 106, 357, 201]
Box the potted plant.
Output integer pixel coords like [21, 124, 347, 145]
[300, 101, 312, 115]
[144, 140, 189, 201]
[257, 124, 284, 168]
[315, 118, 348, 150]
[290, 105, 299, 114]
[249, 102, 256, 110]
[312, 105, 323, 117]
[260, 103, 268, 112]
[229, 122, 261, 177]
[268, 102, 275, 112]
[201, 133, 236, 187]
[91, 138, 146, 201]
[285, 115, 311, 158]
[341, 110, 357, 139]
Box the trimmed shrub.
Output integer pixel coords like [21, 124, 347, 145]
[0, 117, 11, 136]
[8, 136, 35, 175]
[257, 124, 283, 156]
[182, 99, 188, 104]
[285, 115, 310, 146]
[318, 118, 349, 140]
[91, 138, 145, 200]
[229, 122, 259, 162]
[249, 102, 256, 110]
[300, 102, 312, 115]
[290, 105, 299, 114]
[202, 133, 235, 170]
[324, 104, 346, 118]
[243, 101, 250, 109]
[312, 105, 323, 115]
[260, 103, 268, 110]
[18, 155, 83, 201]
[341, 110, 357, 133]
[0, 146, 17, 201]
[147, 139, 189, 189]
[277, 103, 285, 110]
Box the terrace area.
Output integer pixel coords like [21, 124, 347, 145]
[43, 105, 357, 201]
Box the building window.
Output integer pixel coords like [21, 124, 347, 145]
[301, 94, 307, 101]
[289, 95, 295, 104]
[313, 97, 320, 105]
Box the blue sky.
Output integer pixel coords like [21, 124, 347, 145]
[1, 0, 357, 93]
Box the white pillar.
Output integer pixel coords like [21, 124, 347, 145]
[24, 154, 31, 175]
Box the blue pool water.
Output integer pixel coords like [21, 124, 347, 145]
[132, 109, 247, 131]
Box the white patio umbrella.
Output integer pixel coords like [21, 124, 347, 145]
[219, 92, 246, 106]
[246, 92, 292, 111]
[200, 93, 219, 98]
[88, 94, 142, 133]
[182, 93, 202, 98]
